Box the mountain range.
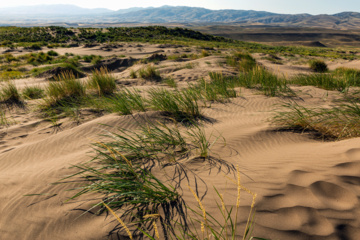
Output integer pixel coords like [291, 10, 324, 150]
[1, 4, 360, 29]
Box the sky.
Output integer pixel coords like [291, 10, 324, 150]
[0, 0, 360, 15]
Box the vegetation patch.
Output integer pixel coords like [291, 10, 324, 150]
[309, 59, 328, 73]
[87, 67, 116, 96]
[273, 102, 360, 139]
[22, 86, 45, 99]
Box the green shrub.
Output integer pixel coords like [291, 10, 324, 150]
[47, 50, 59, 56]
[309, 60, 328, 73]
[28, 44, 42, 50]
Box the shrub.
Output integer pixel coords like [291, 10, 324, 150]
[47, 50, 59, 56]
[28, 44, 42, 50]
[309, 60, 328, 73]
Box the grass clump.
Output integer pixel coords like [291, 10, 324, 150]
[138, 65, 161, 81]
[148, 88, 201, 121]
[22, 86, 45, 99]
[309, 60, 328, 73]
[45, 71, 86, 108]
[162, 77, 177, 88]
[235, 67, 293, 97]
[292, 74, 350, 92]
[0, 81, 22, 105]
[61, 140, 180, 222]
[130, 69, 137, 78]
[227, 52, 257, 73]
[292, 68, 360, 93]
[105, 89, 147, 115]
[88, 67, 116, 96]
[0, 110, 14, 127]
[273, 102, 360, 139]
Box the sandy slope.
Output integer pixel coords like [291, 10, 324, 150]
[1, 46, 360, 240]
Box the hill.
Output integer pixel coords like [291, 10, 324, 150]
[1, 5, 360, 30]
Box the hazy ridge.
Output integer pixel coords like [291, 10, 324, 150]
[1, 4, 360, 29]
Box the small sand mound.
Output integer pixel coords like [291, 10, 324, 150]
[303, 41, 327, 48]
[81, 58, 136, 72]
[37, 66, 86, 79]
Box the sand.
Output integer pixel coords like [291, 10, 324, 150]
[1, 44, 360, 240]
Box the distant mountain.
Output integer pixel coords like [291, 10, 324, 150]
[110, 6, 277, 23]
[1, 5, 360, 30]
[0, 4, 113, 16]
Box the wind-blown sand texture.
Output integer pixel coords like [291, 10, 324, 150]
[1, 44, 360, 240]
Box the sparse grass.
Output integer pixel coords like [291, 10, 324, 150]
[138, 65, 161, 81]
[0, 110, 14, 127]
[22, 86, 45, 99]
[0, 70, 24, 80]
[60, 139, 180, 223]
[184, 62, 198, 69]
[273, 101, 360, 139]
[162, 77, 177, 88]
[201, 50, 210, 57]
[183, 168, 258, 240]
[44, 71, 86, 108]
[0, 81, 22, 104]
[88, 67, 116, 96]
[187, 124, 225, 159]
[291, 69, 360, 93]
[130, 69, 137, 78]
[231, 67, 293, 97]
[148, 88, 201, 121]
[226, 52, 257, 73]
[167, 54, 181, 61]
[105, 88, 147, 115]
[30, 66, 54, 77]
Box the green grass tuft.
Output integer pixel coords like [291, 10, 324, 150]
[22, 86, 45, 99]
[88, 67, 116, 96]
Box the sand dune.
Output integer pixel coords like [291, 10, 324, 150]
[1, 46, 360, 240]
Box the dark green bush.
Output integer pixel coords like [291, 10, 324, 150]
[309, 60, 328, 73]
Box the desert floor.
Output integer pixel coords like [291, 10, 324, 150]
[1, 44, 360, 240]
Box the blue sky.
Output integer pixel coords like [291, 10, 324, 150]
[1, 0, 360, 14]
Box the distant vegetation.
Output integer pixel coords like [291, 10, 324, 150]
[0, 26, 229, 45]
[0, 26, 357, 59]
